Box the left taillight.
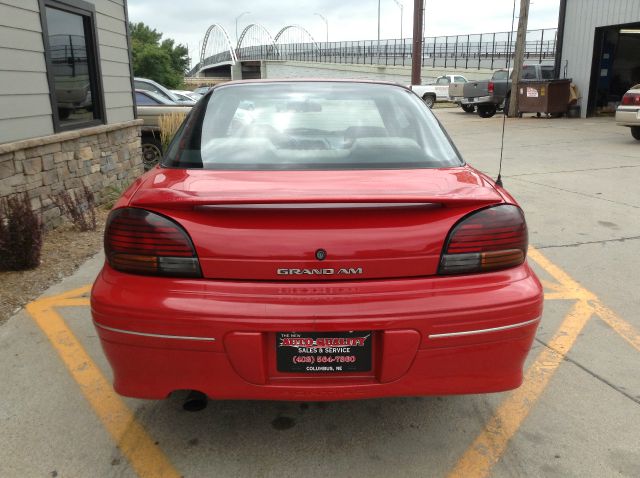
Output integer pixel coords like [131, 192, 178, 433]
[439, 205, 528, 275]
[105, 208, 202, 277]
[621, 92, 640, 106]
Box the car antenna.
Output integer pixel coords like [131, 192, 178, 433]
[496, 0, 518, 188]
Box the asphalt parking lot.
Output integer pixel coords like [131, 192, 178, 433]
[1, 109, 639, 478]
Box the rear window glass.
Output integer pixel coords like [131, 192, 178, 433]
[163, 82, 462, 171]
[541, 66, 555, 79]
[493, 70, 509, 81]
[522, 66, 537, 79]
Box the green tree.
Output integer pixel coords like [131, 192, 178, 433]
[129, 22, 189, 89]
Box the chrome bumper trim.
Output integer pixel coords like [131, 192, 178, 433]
[94, 322, 216, 342]
[429, 317, 540, 339]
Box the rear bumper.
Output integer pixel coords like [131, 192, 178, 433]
[91, 263, 543, 400]
[615, 108, 639, 127]
[461, 96, 494, 105]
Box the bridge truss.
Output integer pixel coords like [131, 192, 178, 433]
[274, 25, 320, 59]
[199, 23, 237, 68]
[236, 23, 279, 61]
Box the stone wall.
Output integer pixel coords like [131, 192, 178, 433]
[0, 120, 144, 228]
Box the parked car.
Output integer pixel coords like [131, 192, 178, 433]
[134, 89, 192, 169]
[92, 80, 543, 402]
[134, 77, 195, 105]
[411, 75, 468, 108]
[462, 64, 555, 118]
[193, 86, 213, 95]
[615, 84, 640, 141]
[171, 89, 203, 102]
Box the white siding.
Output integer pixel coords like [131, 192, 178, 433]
[0, 1, 53, 142]
[94, 0, 134, 125]
[0, 0, 134, 144]
[562, 0, 640, 117]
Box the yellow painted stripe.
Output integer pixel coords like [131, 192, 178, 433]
[39, 284, 92, 301]
[26, 291, 181, 478]
[450, 246, 640, 477]
[592, 302, 640, 353]
[447, 300, 593, 478]
[530, 247, 639, 352]
[540, 279, 564, 292]
[528, 247, 595, 301]
[544, 292, 579, 301]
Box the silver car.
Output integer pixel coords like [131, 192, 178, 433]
[615, 84, 640, 141]
[134, 77, 196, 106]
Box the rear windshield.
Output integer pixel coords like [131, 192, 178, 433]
[163, 82, 462, 170]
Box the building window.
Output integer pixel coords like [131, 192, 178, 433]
[40, 0, 104, 131]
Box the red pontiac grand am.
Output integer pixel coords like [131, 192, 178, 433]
[91, 80, 543, 401]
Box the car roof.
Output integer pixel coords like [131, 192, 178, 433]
[210, 78, 410, 93]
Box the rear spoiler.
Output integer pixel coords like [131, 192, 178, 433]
[129, 188, 502, 210]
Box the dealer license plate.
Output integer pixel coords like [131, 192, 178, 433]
[276, 331, 372, 373]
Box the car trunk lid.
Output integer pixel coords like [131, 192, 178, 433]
[130, 168, 503, 280]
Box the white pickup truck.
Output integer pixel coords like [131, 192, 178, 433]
[410, 74, 468, 108]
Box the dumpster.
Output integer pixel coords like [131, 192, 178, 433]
[517, 79, 572, 116]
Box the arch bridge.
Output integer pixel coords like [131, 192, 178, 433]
[190, 23, 321, 78]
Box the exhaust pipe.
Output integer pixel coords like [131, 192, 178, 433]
[183, 390, 208, 412]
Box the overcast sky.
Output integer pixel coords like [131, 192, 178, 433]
[128, 0, 560, 64]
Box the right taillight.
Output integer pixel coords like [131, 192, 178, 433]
[621, 92, 640, 106]
[105, 208, 202, 277]
[439, 205, 528, 275]
[488, 81, 495, 94]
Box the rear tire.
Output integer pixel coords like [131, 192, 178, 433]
[141, 135, 163, 170]
[423, 94, 435, 108]
[477, 105, 497, 118]
[631, 127, 640, 141]
[461, 104, 475, 113]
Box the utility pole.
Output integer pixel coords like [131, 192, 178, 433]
[411, 0, 424, 85]
[508, 0, 530, 117]
[377, 0, 381, 43]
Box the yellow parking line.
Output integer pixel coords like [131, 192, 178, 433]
[592, 301, 640, 353]
[449, 246, 639, 477]
[26, 288, 181, 478]
[530, 247, 639, 352]
[25, 251, 638, 478]
[527, 247, 595, 301]
[448, 299, 594, 478]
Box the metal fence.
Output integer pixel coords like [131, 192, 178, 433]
[191, 28, 557, 75]
[271, 28, 557, 70]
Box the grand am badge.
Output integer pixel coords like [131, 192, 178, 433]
[276, 267, 363, 276]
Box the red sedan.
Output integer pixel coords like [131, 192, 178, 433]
[91, 80, 543, 401]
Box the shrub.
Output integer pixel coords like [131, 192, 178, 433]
[101, 184, 125, 211]
[0, 193, 43, 270]
[52, 184, 97, 232]
[159, 112, 187, 151]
